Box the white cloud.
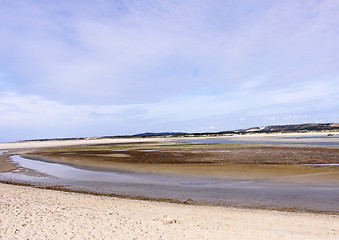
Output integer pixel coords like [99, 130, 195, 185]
[1, 0, 337, 104]
[284, 115, 300, 121]
[0, 0, 339, 141]
[0, 91, 144, 127]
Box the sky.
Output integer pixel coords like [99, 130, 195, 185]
[0, 0, 339, 142]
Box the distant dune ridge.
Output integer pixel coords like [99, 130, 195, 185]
[126, 123, 339, 137]
[15, 123, 339, 142]
[238, 123, 339, 133]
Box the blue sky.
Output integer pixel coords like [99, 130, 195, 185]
[0, 0, 339, 142]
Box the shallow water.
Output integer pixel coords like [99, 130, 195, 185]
[283, 135, 339, 139]
[1, 155, 339, 213]
[305, 163, 339, 166]
[184, 136, 339, 145]
[0, 150, 9, 155]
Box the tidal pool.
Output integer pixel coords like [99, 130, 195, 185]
[1, 154, 339, 213]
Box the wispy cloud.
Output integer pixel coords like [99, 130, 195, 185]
[0, 0, 339, 141]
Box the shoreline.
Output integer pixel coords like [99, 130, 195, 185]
[1, 180, 338, 216]
[1, 134, 339, 238]
[1, 183, 338, 239]
[1, 147, 339, 215]
[16, 146, 339, 183]
[1, 134, 339, 215]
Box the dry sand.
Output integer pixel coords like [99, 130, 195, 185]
[0, 183, 338, 240]
[0, 137, 168, 150]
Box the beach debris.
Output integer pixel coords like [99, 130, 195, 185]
[153, 215, 178, 224]
[183, 198, 194, 204]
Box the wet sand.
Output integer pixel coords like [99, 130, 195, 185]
[1, 137, 339, 213]
[22, 143, 339, 183]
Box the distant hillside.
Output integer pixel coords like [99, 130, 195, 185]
[232, 123, 339, 134]
[21, 123, 339, 142]
[127, 123, 339, 137]
[133, 132, 186, 137]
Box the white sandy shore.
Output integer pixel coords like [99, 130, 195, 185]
[0, 183, 338, 240]
[0, 138, 168, 150]
[1, 132, 338, 150]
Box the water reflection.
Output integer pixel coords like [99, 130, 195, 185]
[1, 154, 339, 213]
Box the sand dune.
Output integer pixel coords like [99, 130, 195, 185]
[0, 183, 338, 240]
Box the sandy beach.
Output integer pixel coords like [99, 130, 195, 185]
[1, 133, 339, 239]
[2, 0, 338, 237]
[0, 183, 338, 240]
[0, 137, 168, 150]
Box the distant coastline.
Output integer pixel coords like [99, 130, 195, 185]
[12, 122, 339, 143]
